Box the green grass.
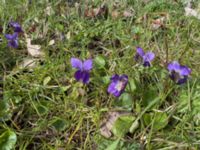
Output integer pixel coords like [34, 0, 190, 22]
[1, 0, 200, 149]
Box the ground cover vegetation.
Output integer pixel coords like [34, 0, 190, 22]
[1, 0, 200, 149]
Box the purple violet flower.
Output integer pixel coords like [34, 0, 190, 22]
[135, 47, 155, 67]
[167, 61, 191, 84]
[5, 32, 18, 48]
[9, 22, 23, 33]
[107, 74, 128, 97]
[71, 58, 93, 84]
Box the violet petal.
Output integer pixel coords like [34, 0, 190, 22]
[82, 71, 90, 84]
[71, 58, 83, 70]
[74, 70, 82, 81]
[143, 52, 155, 62]
[83, 59, 93, 71]
[167, 61, 180, 72]
[136, 47, 145, 57]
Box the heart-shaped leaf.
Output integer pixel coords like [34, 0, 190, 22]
[111, 115, 135, 137]
[0, 130, 17, 150]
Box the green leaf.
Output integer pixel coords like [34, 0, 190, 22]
[0, 130, 17, 150]
[60, 85, 71, 92]
[94, 56, 106, 69]
[143, 112, 168, 131]
[37, 104, 48, 115]
[142, 88, 158, 108]
[143, 113, 152, 125]
[128, 78, 136, 92]
[98, 137, 140, 150]
[178, 80, 200, 114]
[50, 117, 68, 131]
[118, 93, 133, 110]
[102, 76, 110, 84]
[131, 26, 143, 34]
[153, 112, 168, 130]
[105, 139, 120, 150]
[71, 87, 79, 99]
[0, 100, 10, 120]
[111, 115, 135, 137]
[56, 23, 64, 31]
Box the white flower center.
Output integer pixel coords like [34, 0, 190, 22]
[115, 81, 124, 91]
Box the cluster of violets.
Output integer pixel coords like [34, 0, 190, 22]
[5, 22, 191, 97]
[5, 22, 23, 48]
[71, 47, 191, 97]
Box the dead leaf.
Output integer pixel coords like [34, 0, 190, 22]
[84, 8, 95, 18]
[185, 7, 200, 19]
[151, 16, 166, 30]
[78, 88, 85, 96]
[84, 4, 108, 18]
[48, 39, 55, 46]
[100, 125, 112, 138]
[136, 13, 148, 23]
[28, 24, 37, 33]
[111, 10, 119, 19]
[26, 37, 44, 57]
[123, 10, 134, 17]
[66, 31, 71, 40]
[18, 58, 38, 69]
[93, 8, 101, 16]
[45, 5, 53, 16]
[100, 111, 131, 138]
[97, 5, 108, 17]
